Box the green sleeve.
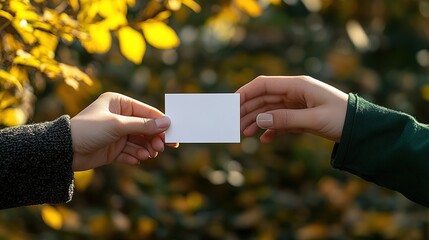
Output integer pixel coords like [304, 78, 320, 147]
[331, 93, 429, 207]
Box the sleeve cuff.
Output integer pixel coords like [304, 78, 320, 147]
[331, 93, 358, 170]
[0, 115, 74, 209]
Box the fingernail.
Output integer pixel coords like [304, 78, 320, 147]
[256, 113, 273, 129]
[155, 117, 170, 129]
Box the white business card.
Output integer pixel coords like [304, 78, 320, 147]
[165, 93, 240, 143]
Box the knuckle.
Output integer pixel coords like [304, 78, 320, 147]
[274, 111, 290, 129]
[100, 92, 122, 100]
[255, 75, 267, 81]
[100, 92, 114, 98]
[141, 118, 157, 131]
[297, 75, 312, 82]
[106, 115, 122, 128]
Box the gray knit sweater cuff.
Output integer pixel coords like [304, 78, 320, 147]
[0, 115, 74, 209]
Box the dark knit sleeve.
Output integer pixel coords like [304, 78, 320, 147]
[332, 94, 429, 207]
[0, 115, 74, 209]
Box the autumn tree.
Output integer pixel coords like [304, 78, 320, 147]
[2, 0, 429, 239]
[0, 0, 192, 126]
[0, 0, 271, 127]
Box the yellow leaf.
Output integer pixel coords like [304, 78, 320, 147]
[0, 108, 27, 126]
[0, 93, 19, 109]
[154, 11, 172, 21]
[127, 0, 135, 7]
[0, 108, 26, 126]
[98, 14, 127, 30]
[235, 0, 262, 17]
[59, 12, 79, 29]
[12, 20, 36, 44]
[68, 0, 79, 11]
[31, 44, 55, 60]
[141, 20, 180, 49]
[40, 62, 62, 78]
[9, 0, 31, 13]
[81, 24, 111, 54]
[167, 0, 182, 11]
[59, 63, 93, 86]
[117, 26, 146, 64]
[64, 78, 79, 90]
[77, 2, 98, 23]
[0, 69, 23, 91]
[42, 9, 56, 22]
[74, 169, 94, 191]
[15, 9, 40, 22]
[61, 32, 75, 43]
[98, 0, 127, 18]
[0, 10, 13, 21]
[182, 0, 201, 12]
[9, 65, 28, 84]
[31, 21, 52, 32]
[14, 50, 41, 70]
[41, 205, 63, 230]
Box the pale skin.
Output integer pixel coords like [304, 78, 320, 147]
[70, 92, 177, 171]
[236, 75, 349, 143]
[71, 76, 346, 171]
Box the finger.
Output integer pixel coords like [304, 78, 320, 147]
[167, 143, 180, 148]
[236, 76, 309, 103]
[243, 122, 260, 137]
[155, 132, 178, 148]
[104, 92, 166, 118]
[128, 135, 158, 158]
[151, 136, 165, 152]
[256, 108, 318, 132]
[125, 98, 165, 118]
[118, 116, 170, 136]
[158, 129, 179, 148]
[145, 141, 158, 158]
[260, 129, 288, 143]
[115, 153, 141, 165]
[241, 103, 287, 131]
[240, 95, 284, 117]
[122, 142, 151, 161]
[137, 148, 151, 160]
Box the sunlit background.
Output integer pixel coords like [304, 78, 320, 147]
[1, 0, 429, 239]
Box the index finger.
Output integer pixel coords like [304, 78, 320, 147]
[105, 92, 165, 118]
[236, 75, 309, 104]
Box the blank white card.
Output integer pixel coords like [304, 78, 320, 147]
[165, 93, 240, 143]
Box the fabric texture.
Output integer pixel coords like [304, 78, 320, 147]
[332, 93, 429, 207]
[0, 116, 74, 209]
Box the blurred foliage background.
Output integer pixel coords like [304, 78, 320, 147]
[1, 0, 429, 239]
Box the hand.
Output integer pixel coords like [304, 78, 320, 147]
[70, 92, 176, 171]
[236, 76, 349, 143]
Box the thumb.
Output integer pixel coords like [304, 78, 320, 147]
[118, 116, 171, 135]
[256, 109, 315, 131]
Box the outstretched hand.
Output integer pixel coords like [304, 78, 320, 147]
[236, 76, 348, 143]
[70, 92, 177, 171]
